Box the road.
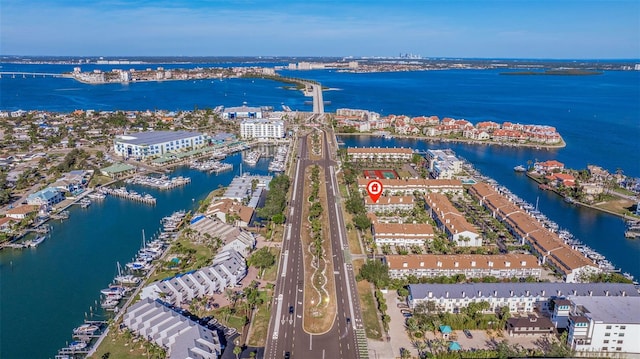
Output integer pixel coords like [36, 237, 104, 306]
[264, 130, 367, 358]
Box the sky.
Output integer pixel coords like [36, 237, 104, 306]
[1, 0, 639, 59]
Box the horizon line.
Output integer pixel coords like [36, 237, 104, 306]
[1, 55, 639, 62]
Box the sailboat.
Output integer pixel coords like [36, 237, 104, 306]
[114, 261, 140, 285]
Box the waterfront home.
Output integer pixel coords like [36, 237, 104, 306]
[4, 205, 39, 220]
[26, 187, 64, 207]
[424, 192, 482, 247]
[546, 172, 576, 187]
[123, 298, 222, 359]
[205, 198, 255, 227]
[534, 160, 565, 174]
[0, 217, 17, 231]
[51, 170, 92, 194]
[385, 253, 541, 280]
[506, 315, 555, 337]
[372, 221, 434, 246]
[407, 282, 639, 314]
[565, 296, 640, 354]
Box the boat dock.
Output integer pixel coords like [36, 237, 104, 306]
[125, 175, 191, 190]
[102, 187, 157, 205]
[189, 159, 233, 173]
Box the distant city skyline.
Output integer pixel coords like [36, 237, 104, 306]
[1, 0, 639, 59]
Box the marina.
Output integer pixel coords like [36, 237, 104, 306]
[243, 150, 261, 165]
[100, 187, 157, 205]
[189, 158, 234, 173]
[124, 174, 191, 190]
[268, 145, 289, 172]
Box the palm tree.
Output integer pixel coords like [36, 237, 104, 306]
[233, 346, 242, 359]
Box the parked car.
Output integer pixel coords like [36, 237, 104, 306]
[463, 329, 473, 339]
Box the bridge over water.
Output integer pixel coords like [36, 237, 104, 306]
[0, 71, 65, 78]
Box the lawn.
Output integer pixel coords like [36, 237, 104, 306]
[89, 326, 164, 359]
[246, 296, 273, 347]
[260, 247, 280, 282]
[353, 259, 383, 340]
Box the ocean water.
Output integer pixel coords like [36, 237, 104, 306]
[0, 62, 639, 358]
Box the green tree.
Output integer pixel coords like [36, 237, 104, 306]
[357, 259, 390, 288]
[233, 345, 242, 359]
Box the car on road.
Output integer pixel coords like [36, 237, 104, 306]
[463, 329, 473, 339]
[289, 306, 294, 314]
[346, 317, 351, 324]
[402, 312, 413, 318]
[284, 351, 291, 359]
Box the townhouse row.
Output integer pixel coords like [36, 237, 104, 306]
[469, 182, 599, 282]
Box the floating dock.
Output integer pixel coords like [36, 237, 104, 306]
[102, 187, 156, 205]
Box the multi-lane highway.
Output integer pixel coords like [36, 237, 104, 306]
[264, 130, 367, 359]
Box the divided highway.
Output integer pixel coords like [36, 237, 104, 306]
[264, 131, 367, 359]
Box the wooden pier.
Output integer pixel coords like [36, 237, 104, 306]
[125, 175, 191, 190]
[102, 187, 156, 205]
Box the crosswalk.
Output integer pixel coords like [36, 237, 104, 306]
[354, 329, 369, 358]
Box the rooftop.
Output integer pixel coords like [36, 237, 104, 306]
[569, 296, 640, 324]
[115, 130, 203, 146]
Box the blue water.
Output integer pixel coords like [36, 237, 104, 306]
[1, 62, 639, 358]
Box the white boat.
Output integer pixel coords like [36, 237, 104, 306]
[243, 151, 261, 165]
[68, 341, 88, 351]
[26, 235, 46, 248]
[100, 285, 126, 296]
[514, 165, 526, 172]
[126, 261, 149, 271]
[101, 298, 119, 309]
[73, 324, 100, 335]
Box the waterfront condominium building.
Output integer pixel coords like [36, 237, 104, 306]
[113, 131, 207, 159]
[123, 298, 222, 359]
[408, 283, 638, 315]
[425, 149, 463, 179]
[386, 253, 541, 280]
[239, 119, 285, 139]
[347, 147, 414, 162]
[140, 249, 246, 305]
[566, 296, 640, 355]
[468, 182, 600, 282]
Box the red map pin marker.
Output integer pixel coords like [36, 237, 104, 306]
[367, 179, 383, 203]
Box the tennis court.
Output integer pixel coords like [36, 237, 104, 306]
[362, 169, 399, 179]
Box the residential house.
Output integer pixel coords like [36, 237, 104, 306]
[26, 187, 64, 207]
[506, 315, 555, 337]
[4, 205, 39, 220]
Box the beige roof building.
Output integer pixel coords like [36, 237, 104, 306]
[206, 199, 255, 227]
[347, 147, 414, 161]
[386, 253, 541, 280]
[358, 178, 463, 195]
[364, 195, 415, 212]
[424, 192, 482, 247]
[372, 222, 434, 246]
[468, 183, 599, 283]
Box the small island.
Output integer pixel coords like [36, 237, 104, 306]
[500, 69, 603, 76]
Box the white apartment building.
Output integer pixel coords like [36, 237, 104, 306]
[426, 149, 463, 179]
[364, 195, 415, 213]
[386, 254, 541, 280]
[113, 131, 206, 159]
[140, 249, 246, 305]
[372, 222, 434, 246]
[123, 298, 221, 359]
[566, 296, 640, 355]
[408, 283, 639, 315]
[358, 178, 464, 196]
[240, 119, 285, 139]
[347, 147, 414, 162]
